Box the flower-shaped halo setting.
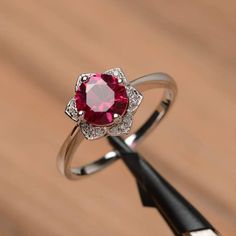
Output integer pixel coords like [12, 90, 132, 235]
[65, 68, 143, 140]
[58, 69, 177, 180]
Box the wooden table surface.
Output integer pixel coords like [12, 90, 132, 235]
[0, 1, 235, 235]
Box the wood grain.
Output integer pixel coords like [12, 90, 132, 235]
[0, 0, 235, 235]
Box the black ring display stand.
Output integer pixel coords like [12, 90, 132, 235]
[108, 136, 218, 236]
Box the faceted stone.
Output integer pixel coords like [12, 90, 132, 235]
[75, 73, 128, 125]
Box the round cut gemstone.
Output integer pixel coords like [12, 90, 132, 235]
[75, 73, 128, 125]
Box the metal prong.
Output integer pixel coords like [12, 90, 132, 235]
[113, 113, 122, 123]
[118, 78, 123, 84]
[81, 76, 88, 82]
[78, 110, 85, 118]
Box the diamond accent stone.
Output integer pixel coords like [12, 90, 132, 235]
[105, 68, 127, 84]
[65, 98, 79, 121]
[80, 122, 106, 140]
[126, 86, 143, 112]
[108, 113, 133, 136]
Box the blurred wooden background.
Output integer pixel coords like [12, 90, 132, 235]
[0, 0, 235, 235]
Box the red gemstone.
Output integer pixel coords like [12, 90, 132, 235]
[75, 73, 128, 125]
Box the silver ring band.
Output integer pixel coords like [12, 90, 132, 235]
[57, 72, 177, 180]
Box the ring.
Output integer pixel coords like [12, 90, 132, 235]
[57, 68, 177, 180]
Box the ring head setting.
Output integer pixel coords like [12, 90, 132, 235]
[65, 68, 143, 140]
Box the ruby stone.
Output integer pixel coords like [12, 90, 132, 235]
[75, 73, 128, 126]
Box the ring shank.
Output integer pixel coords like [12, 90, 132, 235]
[57, 72, 177, 180]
